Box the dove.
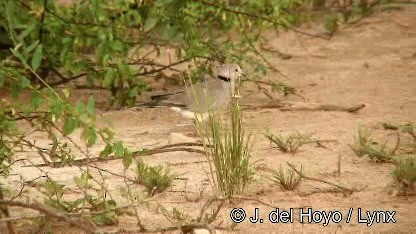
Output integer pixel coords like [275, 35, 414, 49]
[160, 63, 243, 120]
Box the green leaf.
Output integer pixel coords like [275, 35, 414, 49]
[31, 45, 43, 71]
[91, 212, 118, 226]
[31, 91, 41, 108]
[99, 144, 113, 158]
[76, 101, 85, 113]
[25, 40, 40, 54]
[64, 117, 77, 135]
[50, 100, 63, 116]
[74, 173, 90, 188]
[128, 86, 138, 98]
[84, 127, 97, 147]
[21, 77, 30, 88]
[17, 23, 36, 41]
[103, 69, 115, 88]
[101, 128, 115, 141]
[112, 40, 123, 51]
[113, 141, 124, 158]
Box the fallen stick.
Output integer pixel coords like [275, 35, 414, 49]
[243, 101, 365, 113]
[287, 163, 356, 196]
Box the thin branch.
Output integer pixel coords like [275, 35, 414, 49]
[0, 189, 15, 234]
[0, 200, 95, 233]
[22, 144, 206, 168]
[287, 163, 355, 196]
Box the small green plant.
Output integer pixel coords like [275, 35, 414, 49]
[392, 156, 416, 191]
[324, 14, 339, 36]
[351, 127, 397, 163]
[270, 165, 303, 191]
[265, 132, 312, 154]
[136, 161, 177, 196]
[197, 97, 254, 197]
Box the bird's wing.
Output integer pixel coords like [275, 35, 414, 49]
[160, 91, 189, 107]
[186, 77, 231, 113]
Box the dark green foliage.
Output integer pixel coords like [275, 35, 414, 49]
[0, 0, 302, 107]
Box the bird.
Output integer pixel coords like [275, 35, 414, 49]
[157, 63, 243, 120]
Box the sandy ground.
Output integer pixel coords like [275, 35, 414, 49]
[2, 5, 416, 234]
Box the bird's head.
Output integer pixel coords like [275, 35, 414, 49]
[215, 63, 243, 98]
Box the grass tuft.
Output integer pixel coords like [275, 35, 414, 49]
[351, 127, 396, 163]
[265, 132, 312, 154]
[270, 165, 303, 191]
[392, 156, 416, 191]
[197, 97, 254, 196]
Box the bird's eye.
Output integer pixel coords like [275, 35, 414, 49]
[235, 69, 238, 72]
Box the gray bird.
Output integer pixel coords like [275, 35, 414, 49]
[160, 63, 243, 120]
